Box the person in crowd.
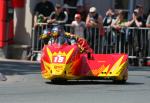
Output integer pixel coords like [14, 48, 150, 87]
[111, 10, 128, 29]
[103, 9, 119, 53]
[111, 10, 128, 53]
[71, 14, 86, 38]
[86, 7, 103, 29]
[33, 0, 54, 28]
[146, 10, 150, 28]
[103, 8, 115, 26]
[126, 5, 145, 27]
[85, 7, 105, 53]
[47, 4, 68, 25]
[136, 4, 147, 23]
[125, 6, 146, 66]
[32, 0, 54, 56]
[146, 9, 150, 61]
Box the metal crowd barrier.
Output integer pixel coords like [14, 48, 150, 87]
[31, 23, 150, 65]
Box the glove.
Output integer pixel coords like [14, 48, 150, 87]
[65, 32, 79, 40]
[40, 29, 51, 39]
[39, 34, 48, 39]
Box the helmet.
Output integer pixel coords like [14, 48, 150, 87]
[51, 26, 64, 37]
[40, 29, 51, 39]
[43, 28, 51, 35]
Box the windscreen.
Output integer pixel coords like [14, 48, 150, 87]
[56, 36, 66, 45]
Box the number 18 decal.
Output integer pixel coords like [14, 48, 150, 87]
[53, 55, 66, 63]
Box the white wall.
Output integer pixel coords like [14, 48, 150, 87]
[14, 0, 41, 45]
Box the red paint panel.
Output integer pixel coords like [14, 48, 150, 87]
[0, 0, 7, 21]
[0, 22, 6, 47]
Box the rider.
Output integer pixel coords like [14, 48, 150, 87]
[40, 26, 93, 57]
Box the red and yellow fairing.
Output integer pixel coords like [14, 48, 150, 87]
[41, 44, 128, 81]
[85, 54, 128, 80]
[41, 43, 82, 80]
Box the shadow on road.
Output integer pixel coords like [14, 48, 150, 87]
[45, 80, 144, 86]
[0, 61, 40, 76]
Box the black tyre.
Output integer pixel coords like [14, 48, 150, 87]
[51, 78, 67, 84]
[113, 79, 127, 84]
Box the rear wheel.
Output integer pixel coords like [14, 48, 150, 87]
[113, 79, 126, 84]
[51, 78, 67, 84]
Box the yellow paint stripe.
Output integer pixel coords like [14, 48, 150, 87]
[110, 55, 124, 73]
[98, 65, 110, 76]
[47, 48, 53, 63]
[43, 60, 51, 73]
[66, 48, 74, 62]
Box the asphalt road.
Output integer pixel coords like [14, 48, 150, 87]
[0, 60, 150, 103]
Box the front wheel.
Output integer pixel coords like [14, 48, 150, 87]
[113, 79, 127, 84]
[51, 78, 67, 84]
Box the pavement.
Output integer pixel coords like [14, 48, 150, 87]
[0, 58, 39, 81]
[0, 58, 39, 64]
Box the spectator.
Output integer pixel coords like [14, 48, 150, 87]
[146, 9, 150, 61]
[146, 10, 150, 28]
[111, 10, 128, 29]
[126, 6, 145, 27]
[136, 4, 147, 23]
[33, 0, 54, 27]
[86, 7, 104, 53]
[71, 14, 86, 38]
[32, 0, 54, 57]
[103, 8, 115, 53]
[125, 6, 146, 65]
[111, 10, 128, 53]
[47, 4, 68, 25]
[103, 8, 115, 26]
[86, 7, 103, 29]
